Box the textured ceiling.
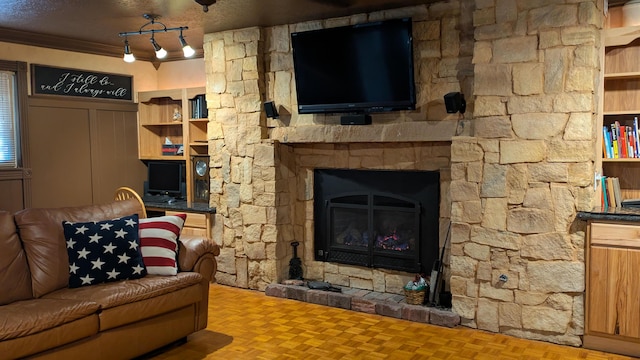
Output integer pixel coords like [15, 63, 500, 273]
[0, 0, 437, 62]
[0, 0, 628, 62]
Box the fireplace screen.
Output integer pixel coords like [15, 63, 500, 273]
[327, 193, 420, 272]
[314, 169, 440, 274]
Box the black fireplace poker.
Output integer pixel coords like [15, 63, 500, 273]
[289, 241, 303, 280]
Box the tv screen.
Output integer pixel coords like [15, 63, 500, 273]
[147, 161, 182, 196]
[291, 18, 415, 115]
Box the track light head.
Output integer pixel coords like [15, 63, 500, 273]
[123, 39, 135, 63]
[179, 33, 196, 58]
[150, 36, 167, 59]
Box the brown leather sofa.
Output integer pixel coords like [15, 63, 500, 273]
[0, 198, 220, 360]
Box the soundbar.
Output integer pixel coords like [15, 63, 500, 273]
[340, 114, 371, 125]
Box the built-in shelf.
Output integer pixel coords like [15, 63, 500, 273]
[604, 71, 640, 79]
[604, 25, 640, 47]
[603, 158, 640, 162]
[141, 122, 183, 127]
[585, 16, 640, 357]
[603, 110, 640, 115]
[138, 87, 208, 203]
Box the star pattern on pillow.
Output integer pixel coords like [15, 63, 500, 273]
[63, 214, 147, 288]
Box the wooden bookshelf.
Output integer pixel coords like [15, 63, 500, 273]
[585, 15, 640, 356]
[601, 28, 640, 201]
[137, 87, 208, 202]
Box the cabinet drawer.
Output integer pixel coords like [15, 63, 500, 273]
[166, 211, 207, 229]
[591, 222, 640, 249]
[181, 227, 207, 237]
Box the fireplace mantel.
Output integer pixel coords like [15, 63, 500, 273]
[268, 120, 468, 144]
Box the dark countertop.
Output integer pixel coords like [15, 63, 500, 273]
[577, 207, 640, 222]
[144, 200, 216, 214]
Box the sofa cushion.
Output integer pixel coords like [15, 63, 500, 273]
[14, 198, 144, 298]
[43, 272, 203, 331]
[0, 315, 98, 360]
[139, 213, 186, 275]
[0, 298, 99, 341]
[63, 214, 146, 288]
[99, 284, 201, 331]
[0, 211, 33, 305]
[43, 272, 203, 310]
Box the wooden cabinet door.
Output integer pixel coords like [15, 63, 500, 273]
[589, 239, 640, 338]
[27, 106, 93, 207]
[27, 98, 143, 208]
[91, 109, 146, 204]
[587, 224, 640, 339]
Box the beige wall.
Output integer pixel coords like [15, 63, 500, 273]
[0, 41, 205, 212]
[157, 58, 205, 90]
[0, 41, 205, 95]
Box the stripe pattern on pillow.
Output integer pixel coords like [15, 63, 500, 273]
[139, 214, 186, 275]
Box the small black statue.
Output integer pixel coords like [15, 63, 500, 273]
[288, 241, 303, 280]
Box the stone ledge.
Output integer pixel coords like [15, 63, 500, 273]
[268, 121, 463, 144]
[264, 283, 460, 328]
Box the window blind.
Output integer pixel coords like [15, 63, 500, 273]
[0, 70, 17, 168]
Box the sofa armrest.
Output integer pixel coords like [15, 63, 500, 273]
[178, 235, 220, 282]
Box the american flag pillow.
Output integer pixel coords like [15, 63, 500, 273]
[139, 214, 186, 275]
[63, 214, 146, 288]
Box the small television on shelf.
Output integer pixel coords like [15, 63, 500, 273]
[146, 161, 183, 198]
[291, 17, 415, 118]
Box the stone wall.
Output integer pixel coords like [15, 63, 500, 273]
[449, 0, 603, 346]
[203, 2, 473, 292]
[265, 2, 474, 126]
[201, 0, 605, 348]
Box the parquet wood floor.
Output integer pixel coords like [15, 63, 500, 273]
[148, 284, 637, 360]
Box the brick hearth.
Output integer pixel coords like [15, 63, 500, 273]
[265, 283, 460, 328]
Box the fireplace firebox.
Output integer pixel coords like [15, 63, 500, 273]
[314, 169, 440, 273]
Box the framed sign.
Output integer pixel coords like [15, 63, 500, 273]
[31, 64, 133, 101]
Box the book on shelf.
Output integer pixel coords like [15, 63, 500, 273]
[613, 177, 623, 208]
[599, 175, 623, 208]
[603, 117, 640, 159]
[622, 198, 640, 208]
[189, 94, 208, 119]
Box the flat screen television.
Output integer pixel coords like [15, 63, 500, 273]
[291, 17, 415, 116]
[146, 161, 183, 197]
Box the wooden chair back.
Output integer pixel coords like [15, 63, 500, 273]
[114, 186, 147, 219]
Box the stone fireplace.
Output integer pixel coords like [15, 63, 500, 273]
[272, 141, 453, 294]
[202, 0, 603, 349]
[203, 2, 467, 295]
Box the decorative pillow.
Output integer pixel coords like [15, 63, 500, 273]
[63, 214, 146, 288]
[139, 214, 186, 275]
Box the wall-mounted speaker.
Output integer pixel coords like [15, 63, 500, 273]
[264, 101, 279, 119]
[191, 156, 210, 203]
[444, 92, 466, 114]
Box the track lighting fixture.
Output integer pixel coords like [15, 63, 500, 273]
[118, 14, 194, 62]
